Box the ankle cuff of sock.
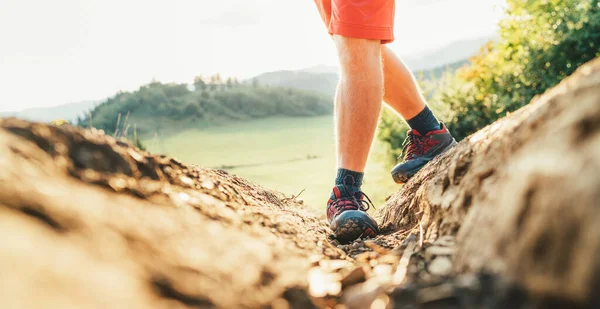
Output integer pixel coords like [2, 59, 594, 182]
[406, 105, 441, 135]
[335, 168, 364, 187]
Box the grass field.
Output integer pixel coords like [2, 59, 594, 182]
[146, 116, 401, 211]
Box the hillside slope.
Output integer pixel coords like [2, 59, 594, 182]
[1, 58, 599, 308]
[79, 82, 332, 136]
[1, 100, 98, 122]
[253, 59, 471, 98]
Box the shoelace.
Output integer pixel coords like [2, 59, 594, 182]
[400, 131, 426, 161]
[330, 181, 375, 213]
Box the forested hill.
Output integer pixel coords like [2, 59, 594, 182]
[78, 79, 332, 136]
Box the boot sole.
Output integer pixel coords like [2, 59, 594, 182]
[333, 212, 378, 244]
[391, 140, 457, 184]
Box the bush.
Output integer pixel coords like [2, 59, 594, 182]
[443, 0, 600, 140]
[378, 0, 600, 156]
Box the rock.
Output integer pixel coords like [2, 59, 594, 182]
[341, 279, 388, 309]
[364, 240, 389, 255]
[424, 246, 456, 260]
[307, 267, 342, 298]
[428, 257, 453, 276]
[319, 259, 352, 271]
[433, 236, 456, 247]
[341, 267, 366, 288]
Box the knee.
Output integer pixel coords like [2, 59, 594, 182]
[333, 35, 381, 70]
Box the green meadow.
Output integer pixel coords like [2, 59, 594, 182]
[146, 115, 401, 210]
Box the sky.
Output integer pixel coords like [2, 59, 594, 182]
[0, 0, 505, 112]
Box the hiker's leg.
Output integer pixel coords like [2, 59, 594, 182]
[381, 46, 441, 135]
[382, 47, 457, 184]
[333, 35, 383, 172]
[317, 0, 393, 242]
[381, 46, 427, 119]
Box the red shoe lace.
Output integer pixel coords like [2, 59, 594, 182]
[329, 194, 374, 213]
[401, 131, 427, 161]
[329, 179, 375, 214]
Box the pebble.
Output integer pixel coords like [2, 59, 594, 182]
[179, 175, 194, 187]
[427, 256, 453, 276]
[433, 236, 456, 247]
[201, 180, 215, 190]
[341, 267, 366, 288]
[319, 259, 351, 271]
[425, 246, 456, 260]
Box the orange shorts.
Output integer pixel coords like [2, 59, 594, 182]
[314, 0, 395, 43]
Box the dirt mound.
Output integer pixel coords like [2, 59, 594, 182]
[1, 58, 599, 309]
[0, 119, 337, 308]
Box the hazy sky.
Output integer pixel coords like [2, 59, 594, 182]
[0, 0, 505, 112]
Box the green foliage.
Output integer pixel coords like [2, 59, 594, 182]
[78, 76, 332, 137]
[378, 0, 600, 156]
[377, 108, 409, 161]
[443, 0, 600, 140]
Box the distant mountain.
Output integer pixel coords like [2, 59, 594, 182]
[252, 36, 490, 96]
[300, 65, 338, 75]
[403, 36, 492, 71]
[416, 58, 471, 81]
[2, 100, 99, 123]
[253, 70, 339, 96]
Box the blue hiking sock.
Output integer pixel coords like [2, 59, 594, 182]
[406, 106, 441, 135]
[331, 168, 364, 199]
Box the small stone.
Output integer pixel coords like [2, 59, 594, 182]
[179, 175, 194, 187]
[427, 256, 453, 276]
[364, 241, 389, 255]
[341, 267, 366, 288]
[341, 279, 386, 309]
[378, 254, 400, 265]
[308, 267, 342, 297]
[201, 180, 215, 190]
[127, 148, 145, 162]
[433, 236, 456, 247]
[425, 246, 456, 260]
[177, 192, 190, 203]
[108, 177, 127, 191]
[319, 259, 351, 271]
[372, 264, 393, 278]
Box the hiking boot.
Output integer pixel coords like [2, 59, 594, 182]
[391, 123, 457, 184]
[326, 183, 379, 243]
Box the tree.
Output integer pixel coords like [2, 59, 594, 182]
[193, 75, 207, 91]
[378, 0, 600, 150]
[441, 0, 600, 140]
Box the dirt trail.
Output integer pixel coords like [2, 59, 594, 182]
[0, 117, 426, 309]
[1, 58, 600, 309]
